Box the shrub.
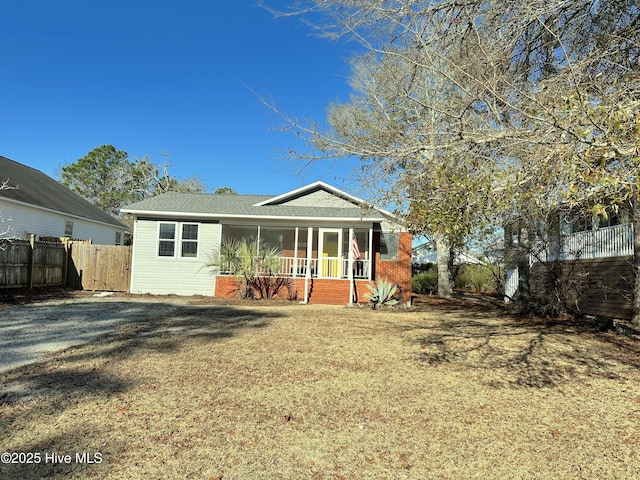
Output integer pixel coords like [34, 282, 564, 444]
[249, 275, 297, 300]
[412, 268, 438, 295]
[455, 264, 495, 292]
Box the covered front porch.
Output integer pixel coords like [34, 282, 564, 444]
[219, 224, 373, 280]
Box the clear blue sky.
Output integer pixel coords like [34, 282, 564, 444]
[1, 1, 362, 196]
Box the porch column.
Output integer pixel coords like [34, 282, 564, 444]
[368, 227, 374, 280]
[348, 227, 355, 305]
[294, 227, 299, 275]
[303, 227, 313, 304]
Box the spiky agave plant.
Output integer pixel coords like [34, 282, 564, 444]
[365, 277, 400, 308]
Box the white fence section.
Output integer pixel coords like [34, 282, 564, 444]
[532, 223, 634, 263]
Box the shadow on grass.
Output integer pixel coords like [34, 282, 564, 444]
[410, 295, 640, 388]
[0, 301, 280, 479]
[0, 425, 125, 479]
[1, 302, 278, 401]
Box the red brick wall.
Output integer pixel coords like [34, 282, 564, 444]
[375, 231, 412, 302]
[215, 275, 241, 297]
[214, 275, 371, 305]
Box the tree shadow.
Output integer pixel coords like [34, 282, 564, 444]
[410, 296, 640, 388]
[0, 301, 280, 474]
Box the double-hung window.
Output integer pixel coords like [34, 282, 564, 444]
[158, 222, 199, 258]
[181, 223, 199, 257]
[158, 223, 177, 257]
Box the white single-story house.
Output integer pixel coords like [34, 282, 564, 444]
[121, 181, 412, 304]
[0, 155, 127, 244]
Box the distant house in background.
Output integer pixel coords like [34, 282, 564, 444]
[412, 242, 483, 267]
[122, 181, 412, 305]
[0, 155, 127, 244]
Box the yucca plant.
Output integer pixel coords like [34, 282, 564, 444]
[365, 277, 401, 308]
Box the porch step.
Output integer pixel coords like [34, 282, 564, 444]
[305, 278, 365, 305]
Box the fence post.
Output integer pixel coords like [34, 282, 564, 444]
[28, 233, 36, 289]
[62, 238, 70, 288]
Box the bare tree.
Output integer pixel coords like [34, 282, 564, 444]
[0, 179, 17, 239]
[263, 1, 639, 313]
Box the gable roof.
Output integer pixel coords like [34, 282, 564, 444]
[0, 155, 127, 229]
[121, 181, 399, 223]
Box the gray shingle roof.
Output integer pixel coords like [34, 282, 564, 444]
[122, 191, 386, 221]
[0, 155, 127, 229]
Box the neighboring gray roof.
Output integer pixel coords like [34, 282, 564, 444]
[121, 188, 390, 222]
[0, 155, 127, 229]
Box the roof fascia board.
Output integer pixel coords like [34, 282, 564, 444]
[121, 208, 385, 223]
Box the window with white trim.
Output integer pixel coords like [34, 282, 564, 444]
[158, 222, 200, 258]
[181, 223, 199, 257]
[158, 223, 176, 256]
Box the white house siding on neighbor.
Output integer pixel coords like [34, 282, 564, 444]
[129, 219, 220, 296]
[0, 200, 125, 244]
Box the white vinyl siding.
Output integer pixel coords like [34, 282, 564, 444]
[280, 190, 356, 208]
[130, 219, 219, 296]
[0, 200, 125, 244]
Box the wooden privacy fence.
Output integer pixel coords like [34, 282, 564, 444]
[0, 237, 131, 292]
[0, 237, 67, 288]
[67, 243, 132, 292]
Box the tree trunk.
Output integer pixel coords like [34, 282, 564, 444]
[631, 204, 640, 325]
[435, 235, 454, 298]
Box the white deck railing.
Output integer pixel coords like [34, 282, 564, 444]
[532, 223, 634, 263]
[221, 256, 371, 279]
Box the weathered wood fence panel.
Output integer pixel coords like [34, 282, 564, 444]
[32, 242, 66, 287]
[1, 239, 131, 292]
[68, 243, 132, 292]
[0, 240, 31, 287]
[0, 238, 66, 288]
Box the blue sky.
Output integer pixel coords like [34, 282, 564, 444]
[1, 1, 363, 196]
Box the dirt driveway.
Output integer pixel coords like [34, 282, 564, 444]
[0, 292, 186, 374]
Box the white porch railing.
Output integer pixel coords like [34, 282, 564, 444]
[532, 223, 634, 263]
[221, 256, 371, 279]
[274, 256, 370, 279]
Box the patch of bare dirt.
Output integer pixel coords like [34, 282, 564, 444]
[1, 294, 639, 479]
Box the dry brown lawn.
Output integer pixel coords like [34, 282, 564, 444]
[1, 294, 640, 479]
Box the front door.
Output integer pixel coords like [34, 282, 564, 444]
[319, 228, 342, 277]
